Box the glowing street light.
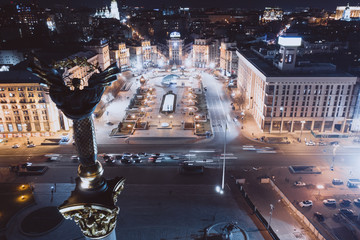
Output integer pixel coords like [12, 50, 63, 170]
[317, 184, 324, 196]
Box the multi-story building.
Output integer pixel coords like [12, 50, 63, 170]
[236, 36, 358, 134]
[0, 50, 25, 66]
[85, 39, 111, 71]
[167, 32, 184, 66]
[220, 41, 238, 76]
[262, 7, 283, 22]
[62, 51, 99, 89]
[335, 3, 360, 21]
[110, 43, 130, 71]
[129, 40, 158, 68]
[193, 39, 210, 68]
[0, 71, 71, 138]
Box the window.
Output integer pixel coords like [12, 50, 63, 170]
[7, 124, 13, 132]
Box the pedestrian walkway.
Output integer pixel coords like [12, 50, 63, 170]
[229, 170, 317, 240]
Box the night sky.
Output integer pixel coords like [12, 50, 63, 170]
[0, 0, 358, 10]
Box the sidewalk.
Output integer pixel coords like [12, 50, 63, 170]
[234, 109, 355, 146]
[229, 170, 317, 240]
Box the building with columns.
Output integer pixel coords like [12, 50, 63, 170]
[0, 71, 71, 138]
[335, 3, 360, 21]
[220, 41, 238, 76]
[193, 39, 210, 68]
[110, 43, 130, 71]
[129, 40, 158, 68]
[236, 36, 358, 134]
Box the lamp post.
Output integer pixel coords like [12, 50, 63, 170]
[300, 120, 305, 142]
[317, 184, 324, 197]
[331, 144, 339, 171]
[268, 204, 274, 229]
[279, 107, 284, 133]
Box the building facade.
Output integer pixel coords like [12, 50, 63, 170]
[335, 4, 360, 21]
[193, 39, 210, 68]
[110, 43, 130, 71]
[220, 41, 238, 76]
[236, 48, 358, 134]
[0, 71, 71, 138]
[262, 7, 283, 22]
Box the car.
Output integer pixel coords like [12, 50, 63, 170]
[305, 141, 316, 146]
[114, 155, 123, 161]
[121, 157, 133, 164]
[12, 144, 20, 148]
[294, 181, 306, 187]
[299, 200, 313, 207]
[148, 156, 158, 163]
[71, 155, 79, 162]
[332, 179, 343, 185]
[339, 208, 355, 217]
[318, 142, 327, 146]
[340, 199, 352, 206]
[330, 141, 339, 146]
[314, 212, 324, 222]
[353, 198, 360, 206]
[27, 143, 36, 148]
[138, 152, 148, 157]
[122, 152, 132, 157]
[323, 199, 336, 206]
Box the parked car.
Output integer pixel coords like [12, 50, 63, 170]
[27, 143, 36, 148]
[294, 181, 306, 187]
[299, 200, 313, 207]
[323, 199, 336, 206]
[330, 141, 339, 146]
[339, 208, 355, 217]
[12, 144, 20, 148]
[353, 198, 360, 206]
[340, 199, 352, 206]
[318, 142, 327, 146]
[314, 212, 324, 221]
[71, 155, 79, 162]
[122, 152, 132, 157]
[305, 141, 316, 146]
[332, 179, 343, 185]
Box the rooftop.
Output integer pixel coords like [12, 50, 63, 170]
[239, 49, 355, 78]
[0, 70, 41, 84]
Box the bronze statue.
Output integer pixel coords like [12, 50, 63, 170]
[28, 55, 125, 239]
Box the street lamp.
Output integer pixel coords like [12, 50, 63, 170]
[279, 107, 284, 133]
[317, 184, 324, 196]
[331, 144, 339, 171]
[300, 120, 305, 142]
[268, 204, 274, 229]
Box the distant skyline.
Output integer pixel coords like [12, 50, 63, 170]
[0, 0, 358, 10]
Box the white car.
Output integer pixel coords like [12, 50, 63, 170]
[323, 199, 336, 206]
[354, 198, 360, 205]
[27, 143, 36, 148]
[306, 141, 316, 146]
[299, 200, 313, 207]
[294, 181, 306, 187]
[12, 144, 20, 148]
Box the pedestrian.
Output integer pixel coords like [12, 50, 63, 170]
[54, 183, 56, 192]
[51, 186, 54, 196]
